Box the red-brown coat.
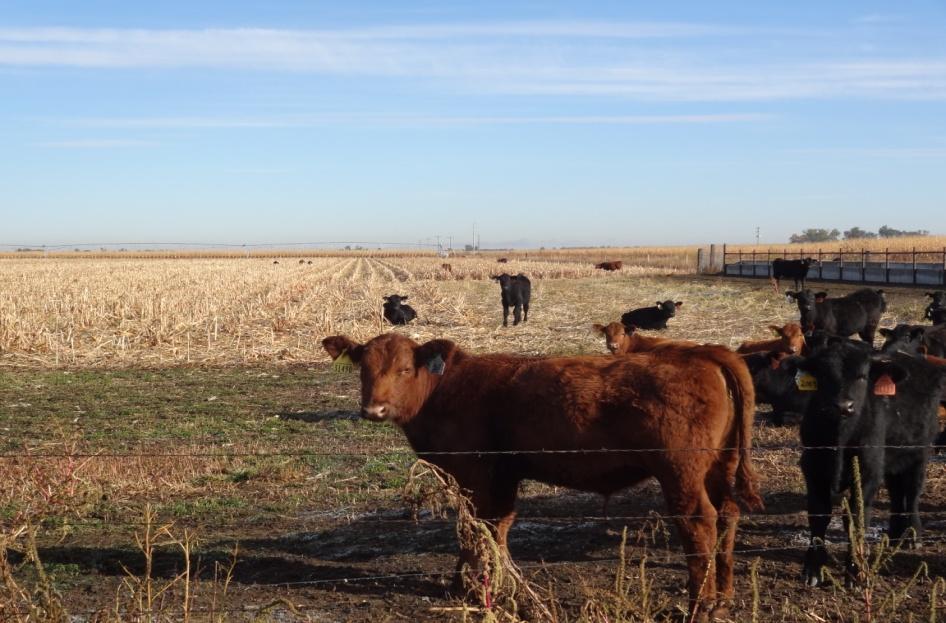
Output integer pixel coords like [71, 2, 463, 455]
[736, 323, 806, 355]
[592, 322, 696, 354]
[321, 333, 763, 619]
[595, 261, 623, 271]
[441, 263, 453, 272]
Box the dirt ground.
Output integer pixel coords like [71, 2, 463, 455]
[3, 275, 946, 621]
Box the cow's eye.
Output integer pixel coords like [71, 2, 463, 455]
[400, 367, 412, 375]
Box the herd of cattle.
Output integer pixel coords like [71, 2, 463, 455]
[331, 267, 946, 619]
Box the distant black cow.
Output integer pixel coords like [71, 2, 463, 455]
[771, 258, 817, 294]
[926, 291, 946, 323]
[786, 288, 886, 343]
[797, 338, 946, 587]
[879, 324, 928, 355]
[879, 323, 946, 358]
[620, 300, 682, 331]
[741, 351, 811, 426]
[382, 295, 417, 325]
[491, 273, 531, 326]
[497, 258, 509, 264]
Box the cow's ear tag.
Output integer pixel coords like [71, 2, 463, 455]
[331, 350, 356, 374]
[427, 354, 446, 376]
[873, 374, 896, 396]
[795, 370, 818, 391]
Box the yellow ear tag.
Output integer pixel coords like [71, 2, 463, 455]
[795, 370, 818, 391]
[873, 374, 896, 396]
[331, 350, 356, 374]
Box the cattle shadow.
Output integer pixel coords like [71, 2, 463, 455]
[278, 409, 359, 423]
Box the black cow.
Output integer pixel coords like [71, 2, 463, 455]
[879, 324, 928, 356]
[925, 292, 946, 321]
[620, 300, 682, 331]
[786, 288, 886, 343]
[741, 351, 811, 426]
[797, 338, 946, 586]
[382, 295, 417, 325]
[491, 273, 531, 327]
[771, 258, 817, 294]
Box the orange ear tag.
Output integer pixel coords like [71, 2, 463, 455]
[331, 350, 356, 374]
[873, 374, 896, 396]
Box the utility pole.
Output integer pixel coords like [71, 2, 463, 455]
[755, 227, 760, 246]
[472, 223, 477, 252]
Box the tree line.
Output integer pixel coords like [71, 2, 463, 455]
[789, 226, 930, 243]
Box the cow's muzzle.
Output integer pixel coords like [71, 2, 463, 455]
[361, 403, 390, 421]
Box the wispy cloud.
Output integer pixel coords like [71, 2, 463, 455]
[34, 139, 157, 148]
[1, 25, 944, 101]
[61, 113, 771, 128]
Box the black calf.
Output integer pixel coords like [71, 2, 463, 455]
[797, 338, 946, 587]
[620, 300, 682, 331]
[491, 273, 531, 327]
[382, 295, 417, 325]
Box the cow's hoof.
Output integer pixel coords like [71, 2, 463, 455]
[709, 604, 731, 620]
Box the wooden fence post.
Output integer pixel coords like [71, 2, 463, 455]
[885, 248, 890, 283]
[913, 247, 918, 285]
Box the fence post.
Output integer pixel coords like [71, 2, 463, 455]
[839, 248, 844, 281]
[751, 249, 757, 277]
[818, 249, 823, 279]
[738, 249, 743, 275]
[942, 246, 945, 286]
[862, 249, 867, 283]
[697, 248, 705, 274]
[722, 244, 727, 274]
[885, 248, 890, 283]
[913, 247, 918, 285]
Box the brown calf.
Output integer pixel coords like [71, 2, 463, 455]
[736, 323, 806, 355]
[595, 261, 623, 271]
[497, 257, 508, 263]
[441, 263, 453, 272]
[322, 333, 763, 619]
[592, 322, 695, 354]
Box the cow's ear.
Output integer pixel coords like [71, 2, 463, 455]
[592, 323, 606, 334]
[815, 292, 828, 302]
[625, 324, 639, 334]
[415, 339, 458, 370]
[878, 328, 893, 338]
[490, 275, 499, 281]
[655, 301, 662, 307]
[927, 292, 936, 298]
[674, 301, 683, 308]
[322, 335, 364, 363]
[910, 327, 926, 340]
[870, 359, 909, 388]
[399, 295, 409, 300]
[768, 324, 784, 336]
[785, 291, 798, 300]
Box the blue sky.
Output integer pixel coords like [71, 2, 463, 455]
[1, 1, 944, 248]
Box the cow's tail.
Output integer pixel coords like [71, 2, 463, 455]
[708, 348, 765, 512]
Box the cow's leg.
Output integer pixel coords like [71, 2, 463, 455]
[522, 300, 529, 322]
[502, 303, 509, 327]
[858, 324, 878, 344]
[801, 451, 833, 587]
[885, 470, 909, 545]
[452, 476, 519, 595]
[664, 481, 718, 620]
[512, 303, 522, 326]
[702, 454, 742, 619]
[887, 458, 927, 548]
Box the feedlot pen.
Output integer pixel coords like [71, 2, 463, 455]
[723, 245, 946, 287]
[4, 260, 946, 622]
